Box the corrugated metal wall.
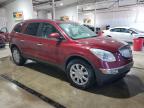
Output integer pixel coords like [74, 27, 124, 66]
[0, 18, 7, 28]
[0, 8, 7, 29]
[78, 0, 144, 30]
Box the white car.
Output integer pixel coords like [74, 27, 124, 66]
[103, 27, 144, 42]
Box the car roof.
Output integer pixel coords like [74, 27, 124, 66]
[22, 19, 76, 24]
[110, 27, 130, 29]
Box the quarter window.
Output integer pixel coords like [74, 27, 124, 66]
[14, 23, 23, 33]
[24, 23, 40, 36]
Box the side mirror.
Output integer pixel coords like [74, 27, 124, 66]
[48, 33, 63, 41]
[49, 33, 60, 38]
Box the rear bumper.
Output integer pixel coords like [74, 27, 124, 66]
[96, 62, 133, 85]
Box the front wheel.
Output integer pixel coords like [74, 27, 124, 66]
[66, 59, 95, 89]
[12, 47, 26, 66]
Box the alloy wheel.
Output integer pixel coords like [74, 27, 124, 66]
[12, 49, 20, 64]
[70, 64, 89, 85]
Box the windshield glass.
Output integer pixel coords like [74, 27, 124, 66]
[59, 23, 97, 39]
[129, 28, 144, 33]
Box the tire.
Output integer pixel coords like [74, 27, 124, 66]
[66, 59, 95, 89]
[11, 47, 26, 66]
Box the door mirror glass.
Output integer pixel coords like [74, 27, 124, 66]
[48, 33, 61, 39]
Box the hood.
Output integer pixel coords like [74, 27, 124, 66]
[76, 37, 127, 52]
[133, 33, 144, 37]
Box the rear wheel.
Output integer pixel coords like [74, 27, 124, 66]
[66, 59, 95, 89]
[12, 47, 26, 66]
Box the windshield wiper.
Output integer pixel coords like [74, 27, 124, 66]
[90, 35, 97, 38]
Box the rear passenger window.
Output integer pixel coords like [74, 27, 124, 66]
[24, 23, 40, 36]
[14, 23, 23, 33]
[37, 23, 58, 38]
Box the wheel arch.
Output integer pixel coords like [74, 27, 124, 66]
[10, 44, 19, 51]
[65, 55, 95, 72]
[65, 55, 98, 88]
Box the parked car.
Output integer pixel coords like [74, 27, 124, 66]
[83, 24, 101, 34]
[0, 34, 6, 48]
[0, 27, 10, 42]
[83, 24, 95, 31]
[103, 27, 144, 42]
[10, 20, 133, 89]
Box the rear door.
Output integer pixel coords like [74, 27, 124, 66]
[20, 22, 41, 58]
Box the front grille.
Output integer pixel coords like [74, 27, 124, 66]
[119, 45, 132, 58]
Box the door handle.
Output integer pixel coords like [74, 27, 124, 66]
[36, 43, 43, 46]
[20, 40, 25, 42]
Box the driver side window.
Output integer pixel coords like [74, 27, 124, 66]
[129, 30, 137, 34]
[37, 23, 58, 38]
[120, 28, 130, 33]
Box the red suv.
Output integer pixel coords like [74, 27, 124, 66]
[0, 27, 10, 42]
[10, 19, 133, 89]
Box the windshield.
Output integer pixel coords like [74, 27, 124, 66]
[129, 28, 144, 33]
[59, 23, 97, 39]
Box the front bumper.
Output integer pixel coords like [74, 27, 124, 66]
[100, 62, 133, 75]
[96, 62, 133, 85]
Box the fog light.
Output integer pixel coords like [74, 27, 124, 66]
[100, 69, 119, 75]
[107, 69, 119, 74]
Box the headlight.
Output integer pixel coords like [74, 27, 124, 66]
[90, 48, 116, 62]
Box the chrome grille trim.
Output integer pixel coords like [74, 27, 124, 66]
[119, 45, 132, 58]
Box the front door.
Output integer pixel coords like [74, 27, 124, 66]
[36, 22, 65, 64]
[119, 28, 133, 42]
[110, 28, 132, 42]
[109, 28, 122, 40]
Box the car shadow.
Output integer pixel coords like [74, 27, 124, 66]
[24, 61, 144, 99]
[24, 60, 68, 82]
[87, 75, 144, 99]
